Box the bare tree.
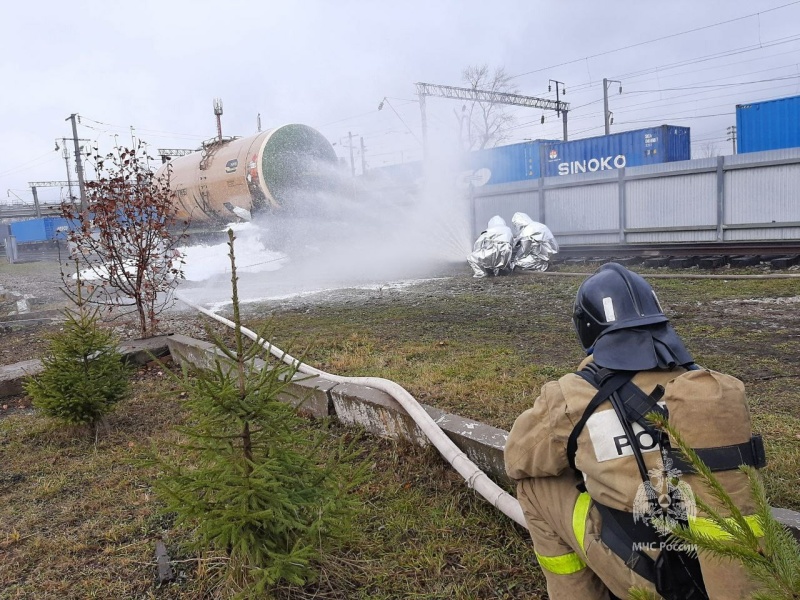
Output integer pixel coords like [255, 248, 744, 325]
[61, 143, 187, 337]
[461, 65, 518, 150]
[699, 142, 721, 158]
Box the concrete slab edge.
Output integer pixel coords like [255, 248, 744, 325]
[0, 335, 172, 399]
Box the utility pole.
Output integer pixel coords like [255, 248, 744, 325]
[360, 136, 367, 174]
[62, 146, 73, 200]
[603, 78, 622, 135]
[30, 186, 42, 218]
[727, 125, 737, 154]
[348, 131, 355, 177]
[66, 114, 88, 211]
[548, 80, 569, 141]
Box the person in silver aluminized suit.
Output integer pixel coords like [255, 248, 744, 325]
[511, 212, 559, 272]
[467, 216, 514, 278]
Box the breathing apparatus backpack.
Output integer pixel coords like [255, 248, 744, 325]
[566, 363, 766, 600]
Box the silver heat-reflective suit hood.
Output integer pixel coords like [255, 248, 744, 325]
[511, 212, 559, 272]
[467, 216, 514, 278]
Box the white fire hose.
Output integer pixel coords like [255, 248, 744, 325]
[174, 292, 528, 529]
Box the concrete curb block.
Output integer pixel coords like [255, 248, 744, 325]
[0, 359, 42, 398]
[0, 335, 172, 399]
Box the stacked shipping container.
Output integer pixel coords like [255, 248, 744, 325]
[736, 94, 800, 153]
[468, 125, 691, 185]
[367, 125, 692, 189]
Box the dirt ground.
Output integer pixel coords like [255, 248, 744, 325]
[4, 256, 800, 423]
[3, 256, 800, 377]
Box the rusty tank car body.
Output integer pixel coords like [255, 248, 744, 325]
[156, 124, 338, 223]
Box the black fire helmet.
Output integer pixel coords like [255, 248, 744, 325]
[572, 263, 693, 371]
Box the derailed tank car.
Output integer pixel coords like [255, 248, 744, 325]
[157, 124, 338, 223]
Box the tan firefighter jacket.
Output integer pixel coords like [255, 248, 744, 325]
[505, 357, 758, 522]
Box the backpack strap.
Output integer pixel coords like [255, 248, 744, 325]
[592, 502, 659, 582]
[670, 434, 767, 473]
[567, 365, 666, 475]
[566, 366, 636, 472]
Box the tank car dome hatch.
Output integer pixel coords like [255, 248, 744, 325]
[157, 124, 338, 224]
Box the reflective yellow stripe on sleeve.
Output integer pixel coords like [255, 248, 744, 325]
[535, 550, 587, 575]
[689, 514, 763, 540]
[572, 491, 592, 554]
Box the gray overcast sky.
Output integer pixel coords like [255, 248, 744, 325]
[2, 0, 800, 203]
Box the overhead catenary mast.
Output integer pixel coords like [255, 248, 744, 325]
[414, 82, 571, 158]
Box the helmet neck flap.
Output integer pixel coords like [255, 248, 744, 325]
[573, 263, 693, 371]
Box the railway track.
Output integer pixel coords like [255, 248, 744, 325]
[556, 241, 800, 269]
[5, 236, 800, 270]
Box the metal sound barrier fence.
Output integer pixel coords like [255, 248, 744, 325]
[469, 147, 800, 246]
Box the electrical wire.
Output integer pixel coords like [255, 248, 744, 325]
[510, 2, 800, 81]
[625, 74, 800, 93]
[0, 151, 61, 177]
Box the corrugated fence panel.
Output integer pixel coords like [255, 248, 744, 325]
[544, 168, 617, 187]
[467, 149, 800, 247]
[725, 146, 800, 166]
[473, 190, 539, 236]
[724, 160, 800, 241]
[625, 157, 721, 243]
[626, 157, 716, 176]
[724, 226, 800, 241]
[544, 182, 618, 245]
[625, 172, 717, 242]
[724, 148, 800, 240]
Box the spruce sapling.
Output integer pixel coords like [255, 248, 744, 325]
[153, 229, 366, 596]
[24, 263, 131, 431]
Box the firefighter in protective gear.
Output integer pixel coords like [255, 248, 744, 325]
[467, 216, 514, 278]
[510, 212, 559, 272]
[504, 263, 765, 600]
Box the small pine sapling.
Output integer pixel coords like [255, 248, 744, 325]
[24, 264, 132, 430]
[153, 229, 366, 596]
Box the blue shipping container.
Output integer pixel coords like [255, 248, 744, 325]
[10, 217, 69, 242]
[736, 94, 800, 153]
[542, 125, 690, 177]
[469, 140, 557, 185]
[10, 218, 48, 243]
[469, 126, 691, 184]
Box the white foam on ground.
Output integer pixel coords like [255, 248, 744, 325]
[201, 277, 453, 313]
[180, 223, 288, 282]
